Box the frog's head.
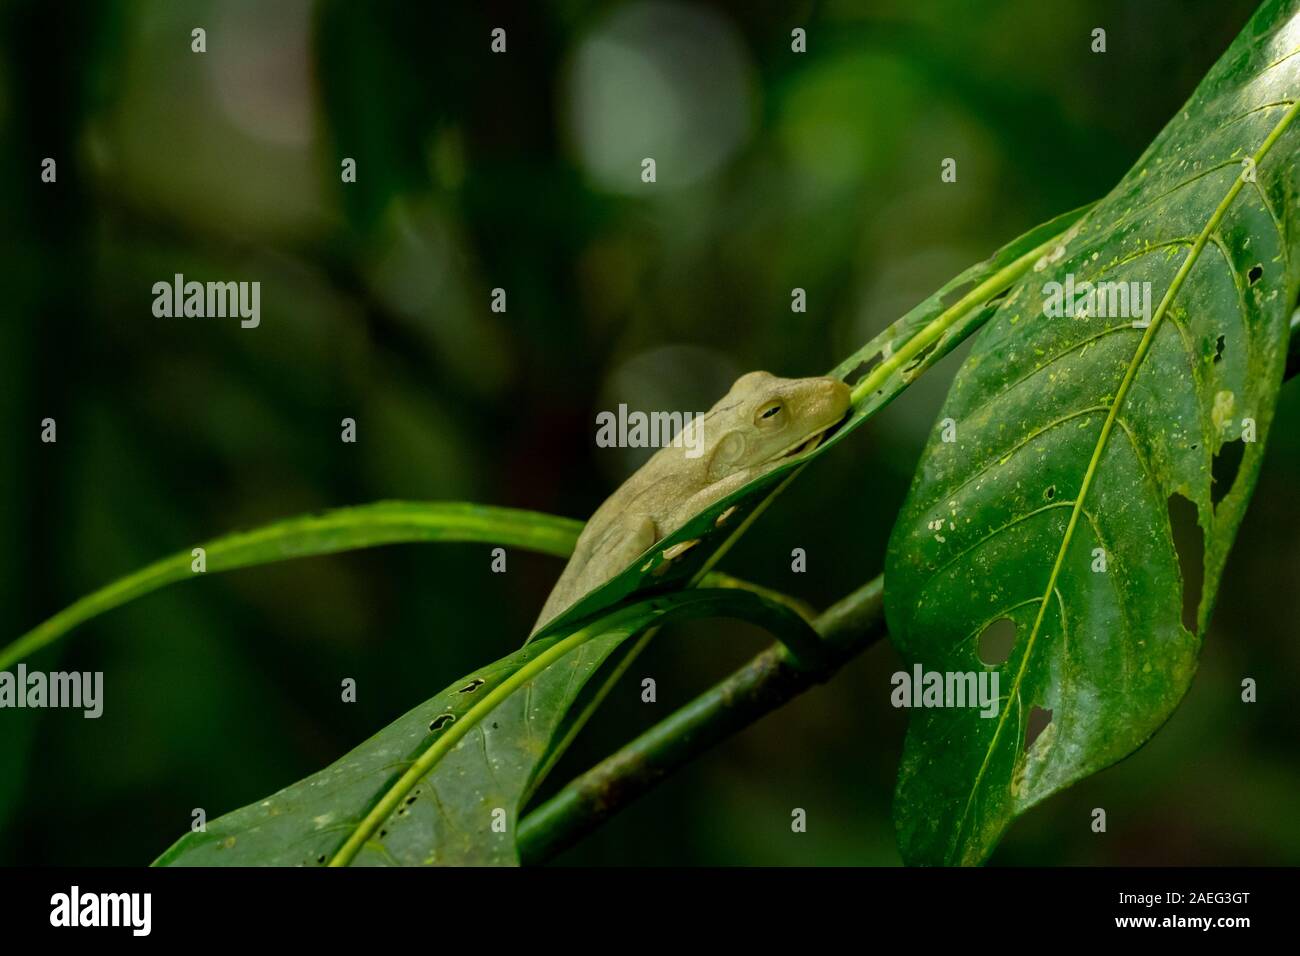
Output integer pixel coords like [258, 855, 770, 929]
[705, 371, 851, 479]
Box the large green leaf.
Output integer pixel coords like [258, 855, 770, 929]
[153, 588, 819, 866]
[885, 0, 1300, 865]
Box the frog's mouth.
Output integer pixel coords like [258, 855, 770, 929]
[775, 417, 844, 461]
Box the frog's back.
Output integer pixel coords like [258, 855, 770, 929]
[531, 458, 698, 634]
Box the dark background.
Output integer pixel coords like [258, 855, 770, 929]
[1, 0, 1296, 866]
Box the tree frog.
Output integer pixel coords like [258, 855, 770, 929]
[533, 371, 852, 633]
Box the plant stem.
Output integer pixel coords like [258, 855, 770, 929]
[848, 229, 1070, 407]
[515, 575, 885, 864]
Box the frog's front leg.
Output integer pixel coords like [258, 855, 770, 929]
[573, 512, 658, 596]
[533, 513, 658, 633]
[663, 468, 756, 535]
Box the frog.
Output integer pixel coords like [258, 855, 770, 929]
[532, 370, 852, 634]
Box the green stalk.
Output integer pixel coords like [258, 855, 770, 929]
[850, 231, 1068, 406]
[516, 576, 885, 864]
[2, 502, 582, 671]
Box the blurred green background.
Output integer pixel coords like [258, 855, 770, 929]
[1, 0, 1296, 866]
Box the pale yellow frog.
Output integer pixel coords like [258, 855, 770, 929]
[533, 371, 851, 633]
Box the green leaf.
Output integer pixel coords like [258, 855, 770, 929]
[153, 588, 819, 866]
[533, 203, 1096, 644]
[885, 0, 1300, 865]
[1, 502, 581, 670]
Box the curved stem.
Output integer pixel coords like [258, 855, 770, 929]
[516, 576, 885, 864]
[848, 231, 1068, 407]
[327, 586, 828, 866]
[2, 502, 583, 671]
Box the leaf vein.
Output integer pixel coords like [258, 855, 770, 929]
[951, 97, 1300, 860]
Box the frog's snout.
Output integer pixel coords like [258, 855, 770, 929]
[823, 378, 852, 420]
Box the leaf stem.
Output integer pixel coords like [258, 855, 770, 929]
[515, 576, 885, 864]
[1, 502, 583, 671]
[849, 231, 1067, 407]
[327, 587, 822, 866]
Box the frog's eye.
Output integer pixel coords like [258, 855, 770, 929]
[755, 401, 785, 425]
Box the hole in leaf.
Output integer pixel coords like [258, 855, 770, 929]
[939, 277, 977, 309]
[1212, 438, 1245, 508]
[1213, 334, 1225, 363]
[429, 714, 455, 732]
[379, 829, 388, 839]
[1044, 484, 1057, 500]
[984, 287, 1011, 307]
[977, 617, 1017, 666]
[1025, 707, 1053, 751]
[316, 854, 326, 865]
[843, 352, 882, 386]
[902, 340, 939, 375]
[458, 678, 485, 694]
[1167, 494, 1204, 634]
[1248, 264, 1263, 284]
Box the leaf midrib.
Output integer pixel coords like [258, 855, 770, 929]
[326, 620, 610, 866]
[952, 97, 1300, 861]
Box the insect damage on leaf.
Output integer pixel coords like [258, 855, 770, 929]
[885, 0, 1300, 866]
